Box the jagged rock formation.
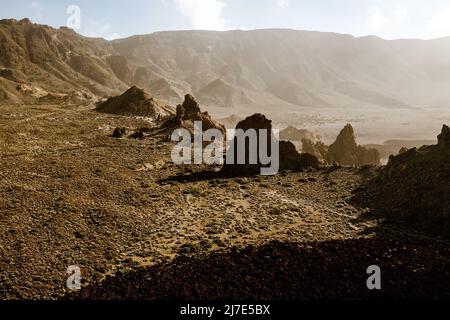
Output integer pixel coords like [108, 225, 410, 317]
[301, 138, 329, 162]
[326, 124, 380, 166]
[96, 86, 173, 118]
[438, 124, 450, 146]
[355, 125, 450, 239]
[223, 114, 319, 176]
[163, 94, 225, 133]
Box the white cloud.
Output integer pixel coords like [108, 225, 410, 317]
[367, 5, 388, 30]
[425, 8, 450, 39]
[276, 0, 289, 9]
[174, 0, 227, 30]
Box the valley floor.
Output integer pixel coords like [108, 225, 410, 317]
[0, 104, 448, 299]
[209, 105, 450, 145]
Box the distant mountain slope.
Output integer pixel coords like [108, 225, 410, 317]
[2, 19, 450, 110]
[0, 18, 127, 104]
[112, 29, 450, 110]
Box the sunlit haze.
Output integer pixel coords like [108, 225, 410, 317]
[2, 0, 450, 40]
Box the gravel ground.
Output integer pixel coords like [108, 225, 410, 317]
[72, 239, 450, 300]
[0, 104, 448, 299]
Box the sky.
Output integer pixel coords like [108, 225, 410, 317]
[2, 0, 450, 40]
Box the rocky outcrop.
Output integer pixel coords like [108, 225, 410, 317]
[301, 138, 328, 162]
[279, 141, 320, 171]
[96, 86, 173, 118]
[354, 125, 450, 239]
[326, 124, 380, 166]
[438, 125, 450, 147]
[222, 114, 272, 176]
[223, 114, 319, 176]
[163, 94, 225, 133]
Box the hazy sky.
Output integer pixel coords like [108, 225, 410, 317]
[2, 0, 450, 40]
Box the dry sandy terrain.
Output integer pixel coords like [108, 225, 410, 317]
[0, 104, 449, 299]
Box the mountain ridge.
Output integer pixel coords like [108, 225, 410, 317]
[2, 18, 450, 111]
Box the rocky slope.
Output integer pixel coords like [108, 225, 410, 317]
[1, 103, 449, 300]
[72, 239, 450, 300]
[106, 29, 450, 110]
[0, 18, 127, 104]
[354, 125, 450, 239]
[365, 139, 437, 160]
[96, 86, 173, 118]
[3, 19, 450, 110]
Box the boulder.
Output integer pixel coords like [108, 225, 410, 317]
[112, 127, 127, 138]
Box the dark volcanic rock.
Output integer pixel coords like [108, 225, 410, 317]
[112, 127, 127, 138]
[438, 124, 450, 147]
[182, 93, 201, 115]
[223, 114, 319, 176]
[163, 94, 225, 133]
[222, 114, 272, 176]
[354, 125, 450, 239]
[279, 141, 320, 171]
[327, 124, 380, 166]
[70, 239, 450, 300]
